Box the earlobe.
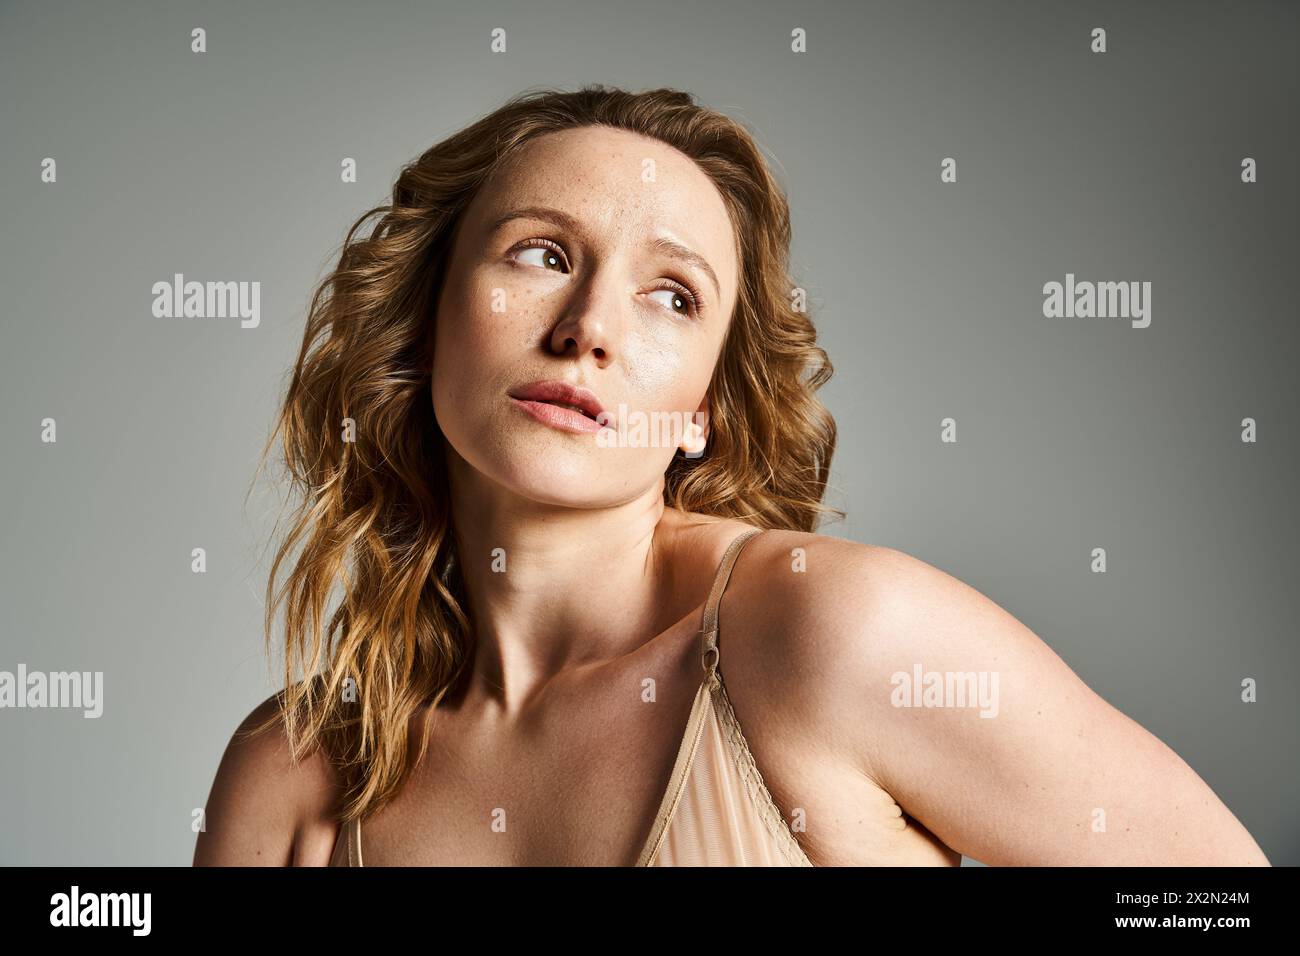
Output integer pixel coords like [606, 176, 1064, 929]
[680, 406, 710, 457]
[680, 420, 707, 455]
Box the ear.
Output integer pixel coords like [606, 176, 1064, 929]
[679, 394, 711, 458]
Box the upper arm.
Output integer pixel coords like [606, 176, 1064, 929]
[193, 693, 339, 866]
[791, 542, 1270, 866]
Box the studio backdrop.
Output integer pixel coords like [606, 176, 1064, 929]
[0, 0, 1295, 865]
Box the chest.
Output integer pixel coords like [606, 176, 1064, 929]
[356, 671, 702, 866]
[352, 688, 958, 868]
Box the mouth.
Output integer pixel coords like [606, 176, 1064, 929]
[508, 380, 609, 435]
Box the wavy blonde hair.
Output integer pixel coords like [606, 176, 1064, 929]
[249, 84, 840, 826]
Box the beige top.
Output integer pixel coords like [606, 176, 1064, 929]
[329, 527, 813, 867]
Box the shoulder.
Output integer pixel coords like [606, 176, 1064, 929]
[722, 531, 1272, 864]
[717, 529, 1033, 771]
[723, 527, 940, 651]
[193, 690, 342, 866]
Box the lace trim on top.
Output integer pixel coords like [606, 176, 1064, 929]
[709, 674, 814, 867]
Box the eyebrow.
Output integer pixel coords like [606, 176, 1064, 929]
[488, 205, 721, 298]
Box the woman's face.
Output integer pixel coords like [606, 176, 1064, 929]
[431, 125, 741, 508]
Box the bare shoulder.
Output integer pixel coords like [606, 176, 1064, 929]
[193, 691, 343, 866]
[716, 526, 915, 664]
[711, 527, 918, 739]
[721, 530, 1271, 865]
[719, 526, 1075, 725]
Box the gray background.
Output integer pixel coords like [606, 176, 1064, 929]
[1, 0, 1295, 866]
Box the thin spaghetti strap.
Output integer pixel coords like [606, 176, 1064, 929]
[699, 527, 765, 688]
[351, 815, 364, 866]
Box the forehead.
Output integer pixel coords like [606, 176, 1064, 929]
[463, 125, 738, 293]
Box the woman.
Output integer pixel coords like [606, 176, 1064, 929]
[194, 85, 1269, 867]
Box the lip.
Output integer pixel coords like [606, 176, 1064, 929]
[508, 380, 610, 436]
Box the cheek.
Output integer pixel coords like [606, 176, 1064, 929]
[435, 274, 487, 357]
[438, 265, 549, 359]
[621, 325, 719, 415]
[433, 268, 519, 376]
[430, 268, 551, 450]
[430, 276, 500, 437]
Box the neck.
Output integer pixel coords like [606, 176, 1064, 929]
[444, 444, 689, 718]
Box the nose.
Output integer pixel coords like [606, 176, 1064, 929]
[548, 268, 622, 365]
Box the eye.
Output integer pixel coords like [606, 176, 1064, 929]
[511, 238, 569, 273]
[648, 282, 701, 318]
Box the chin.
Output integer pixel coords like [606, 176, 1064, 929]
[505, 449, 669, 509]
[467, 442, 607, 505]
[447, 414, 668, 506]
